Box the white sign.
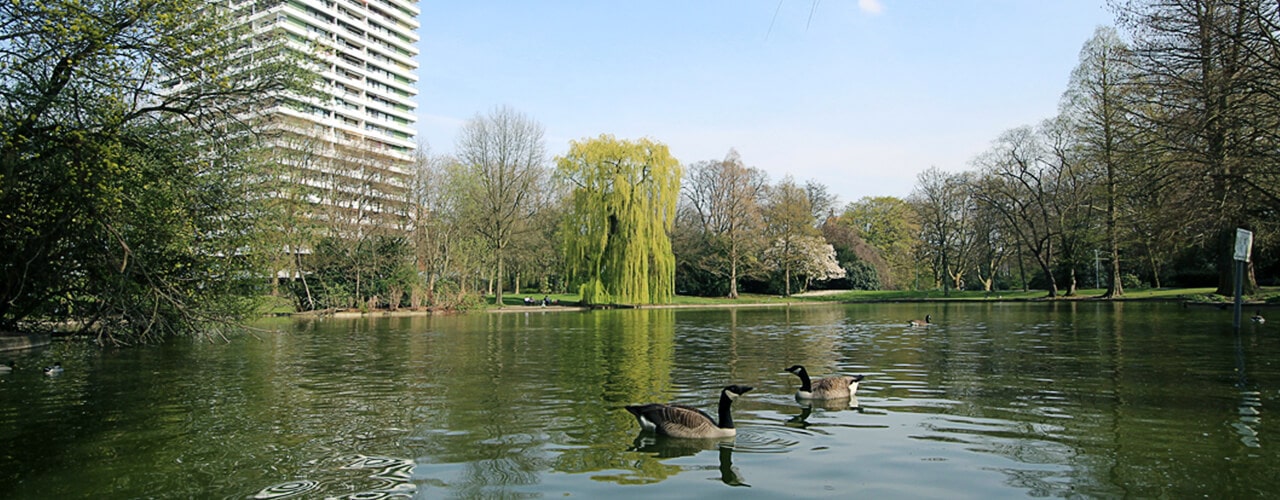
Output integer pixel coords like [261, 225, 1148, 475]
[1234, 228, 1253, 262]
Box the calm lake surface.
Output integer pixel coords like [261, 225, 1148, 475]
[1, 302, 1276, 498]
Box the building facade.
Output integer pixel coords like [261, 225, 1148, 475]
[233, 0, 420, 232]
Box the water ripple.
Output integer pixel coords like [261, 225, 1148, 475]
[251, 480, 319, 499]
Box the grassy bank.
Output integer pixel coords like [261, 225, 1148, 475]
[495, 286, 1267, 307]
[261, 286, 1278, 316]
[796, 287, 1232, 302]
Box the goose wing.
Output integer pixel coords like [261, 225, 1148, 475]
[627, 403, 722, 438]
[808, 376, 852, 398]
[667, 403, 716, 423]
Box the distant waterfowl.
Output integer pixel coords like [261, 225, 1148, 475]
[1254, 311, 1266, 324]
[909, 314, 932, 327]
[625, 385, 753, 438]
[0, 361, 13, 373]
[784, 365, 863, 400]
[43, 362, 62, 375]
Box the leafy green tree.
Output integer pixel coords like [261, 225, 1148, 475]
[841, 197, 920, 290]
[260, 133, 328, 307]
[821, 214, 889, 290]
[0, 0, 308, 341]
[761, 176, 820, 296]
[556, 135, 681, 305]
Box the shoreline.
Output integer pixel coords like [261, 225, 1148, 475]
[291, 293, 1276, 319]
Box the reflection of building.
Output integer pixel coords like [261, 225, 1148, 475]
[232, 0, 420, 230]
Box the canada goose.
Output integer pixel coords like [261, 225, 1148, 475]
[0, 361, 13, 373]
[909, 314, 932, 327]
[1253, 311, 1266, 324]
[43, 362, 62, 375]
[784, 365, 864, 399]
[625, 385, 753, 438]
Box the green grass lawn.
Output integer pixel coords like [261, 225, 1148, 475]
[486, 286, 1255, 308]
[255, 294, 297, 315]
[495, 293, 581, 308]
[273, 286, 1275, 315]
[798, 287, 1225, 302]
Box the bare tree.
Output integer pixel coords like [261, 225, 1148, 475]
[1062, 26, 1140, 297]
[454, 105, 548, 308]
[971, 127, 1065, 297]
[910, 167, 975, 296]
[1115, 0, 1274, 294]
[682, 149, 768, 298]
[804, 180, 839, 224]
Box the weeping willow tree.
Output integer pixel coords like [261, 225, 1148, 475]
[556, 135, 681, 305]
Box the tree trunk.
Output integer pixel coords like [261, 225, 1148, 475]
[296, 252, 314, 310]
[1103, 163, 1123, 298]
[784, 264, 791, 297]
[1038, 259, 1058, 298]
[1017, 245, 1028, 292]
[941, 252, 951, 297]
[728, 245, 739, 299]
[494, 246, 506, 308]
[1147, 251, 1162, 289]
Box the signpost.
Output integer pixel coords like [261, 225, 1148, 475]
[1233, 228, 1253, 329]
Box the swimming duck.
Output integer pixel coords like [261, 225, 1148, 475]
[1253, 311, 1266, 324]
[909, 314, 932, 327]
[784, 365, 863, 399]
[625, 385, 753, 438]
[43, 362, 63, 375]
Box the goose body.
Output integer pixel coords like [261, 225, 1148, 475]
[1253, 311, 1266, 324]
[626, 385, 753, 439]
[909, 314, 932, 327]
[43, 362, 62, 375]
[785, 365, 863, 399]
[0, 361, 13, 373]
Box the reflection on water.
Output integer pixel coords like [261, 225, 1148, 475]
[1, 303, 1278, 498]
[627, 434, 750, 487]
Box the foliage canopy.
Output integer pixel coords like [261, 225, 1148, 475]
[0, 0, 309, 342]
[556, 135, 681, 305]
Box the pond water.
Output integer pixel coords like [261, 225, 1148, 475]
[0, 302, 1276, 498]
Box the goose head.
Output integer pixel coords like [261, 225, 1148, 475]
[722, 385, 753, 400]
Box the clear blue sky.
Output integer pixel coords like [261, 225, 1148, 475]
[416, 1, 1115, 205]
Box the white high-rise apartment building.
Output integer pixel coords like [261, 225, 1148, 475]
[232, 0, 420, 230]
